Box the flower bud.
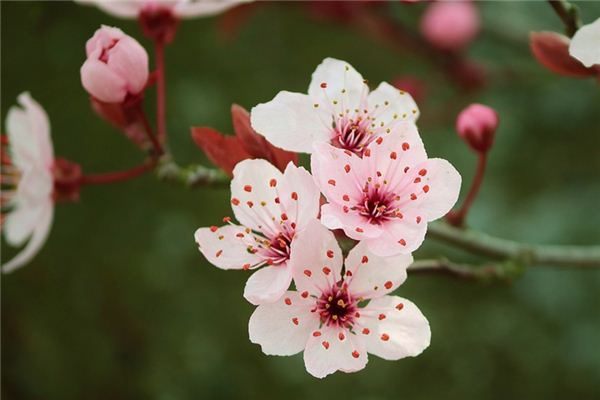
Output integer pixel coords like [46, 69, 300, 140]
[80, 26, 149, 103]
[456, 103, 498, 153]
[420, 1, 479, 52]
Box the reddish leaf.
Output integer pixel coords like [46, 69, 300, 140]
[231, 104, 298, 172]
[530, 31, 594, 77]
[191, 127, 251, 177]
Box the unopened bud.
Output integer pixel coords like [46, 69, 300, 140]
[80, 25, 149, 103]
[420, 1, 480, 52]
[456, 103, 499, 153]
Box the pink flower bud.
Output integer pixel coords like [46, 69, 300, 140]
[80, 26, 149, 103]
[420, 1, 480, 52]
[456, 103, 498, 153]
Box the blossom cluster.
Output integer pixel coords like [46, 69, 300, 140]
[3, 0, 598, 380]
[195, 58, 462, 378]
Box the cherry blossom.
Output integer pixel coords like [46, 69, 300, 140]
[569, 17, 600, 68]
[251, 58, 419, 154]
[311, 122, 461, 257]
[249, 220, 430, 379]
[194, 159, 320, 305]
[76, 0, 244, 19]
[1, 93, 55, 273]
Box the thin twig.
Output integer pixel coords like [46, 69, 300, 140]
[80, 162, 155, 185]
[548, 0, 582, 37]
[427, 221, 600, 268]
[409, 258, 522, 281]
[155, 156, 229, 187]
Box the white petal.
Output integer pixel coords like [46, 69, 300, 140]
[303, 326, 367, 379]
[6, 92, 53, 171]
[230, 159, 284, 235]
[276, 163, 320, 233]
[360, 296, 431, 361]
[75, 0, 142, 18]
[367, 121, 428, 175]
[194, 224, 261, 270]
[289, 219, 343, 297]
[2, 201, 53, 273]
[569, 17, 600, 67]
[308, 58, 368, 112]
[244, 264, 293, 305]
[4, 201, 41, 246]
[251, 91, 330, 153]
[175, 0, 242, 17]
[249, 291, 319, 356]
[368, 81, 420, 124]
[406, 158, 462, 221]
[344, 241, 412, 299]
[364, 214, 427, 257]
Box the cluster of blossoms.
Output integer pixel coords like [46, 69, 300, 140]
[195, 58, 462, 378]
[4, 0, 597, 379]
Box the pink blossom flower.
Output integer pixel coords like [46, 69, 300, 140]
[456, 103, 499, 153]
[249, 220, 430, 379]
[251, 58, 419, 155]
[80, 25, 149, 103]
[311, 123, 461, 257]
[77, 0, 246, 19]
[1, 93, 55, 273]
[194, 159, 320, 305]
[569, 17, 600, 68]
[420, 0, 480, 52]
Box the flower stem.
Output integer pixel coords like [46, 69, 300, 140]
[80, 162, 155, 185]
[135, 103, 163, 155]
[155, 40, 167, 142]
[548, 0, 582, 37]
[447, 153, 487, 227]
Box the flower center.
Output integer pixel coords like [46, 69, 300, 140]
[317, 284, 357, 327]
[332, 116, 374, 155]
[260, 232, 293, 266]
[354, 187, 401, 225]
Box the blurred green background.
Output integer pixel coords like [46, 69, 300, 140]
[2, 1, 600, 399]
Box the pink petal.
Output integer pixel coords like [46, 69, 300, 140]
[244, 264, 293, 305]
[400, 158, 461, 221]
[320, 203, 383, 240]
[344, 241, 412, 299]
[248, 291, 318, 356]
[310, 142, 364, 209]
[364, 212, 427, 256]
[289, 219, 343, 297]
[194, 224, 261, 270]
[359, 296, 430, 361]
[308, 58, 368, 112]
[303, 325, 367, 379]
[250, 91, 330, 153]
[106, 36, 149, 95]
[367, 121, 427, 173]
[80, 58, 128, 103]
[230, 159, 284, 234]
[276, 163, 320, 233]
[367, 81, 420, 125]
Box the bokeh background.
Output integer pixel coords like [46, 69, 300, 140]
[2, 1, 600, 399]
